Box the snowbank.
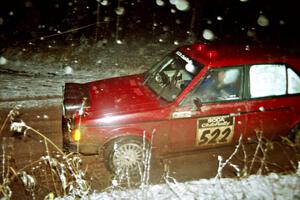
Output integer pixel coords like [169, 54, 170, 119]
[60, 169, 300, 200]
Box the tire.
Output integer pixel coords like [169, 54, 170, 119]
[104, 137, 149, 174]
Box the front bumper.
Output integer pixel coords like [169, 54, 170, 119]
[62, 82, 92, 153]
[62, 83, 91, 118]
[61, 116, 77, 152]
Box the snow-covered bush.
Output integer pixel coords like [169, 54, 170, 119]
[0, 107, 91, 199]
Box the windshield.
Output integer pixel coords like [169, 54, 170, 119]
[144, 50, 204, 102]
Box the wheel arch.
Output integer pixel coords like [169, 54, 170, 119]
[102, 130, 150, 173]
[102, 127, 152, 149]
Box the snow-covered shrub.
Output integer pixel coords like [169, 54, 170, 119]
[0, 107, 92, 199]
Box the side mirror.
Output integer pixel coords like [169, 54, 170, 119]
[193, 97, 202, 110]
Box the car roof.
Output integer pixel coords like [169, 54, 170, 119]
[179, 42, 300, 71]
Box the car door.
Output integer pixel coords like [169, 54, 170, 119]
[169, 66, 247, 152]
[245, 64, 300, 140]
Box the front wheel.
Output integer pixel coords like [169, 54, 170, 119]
[104, 137, 148, 174]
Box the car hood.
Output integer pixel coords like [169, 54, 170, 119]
[87, 74, 162, 116]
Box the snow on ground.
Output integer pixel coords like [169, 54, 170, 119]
[58, 164, 300, 200]
[0, 41, 175, 108]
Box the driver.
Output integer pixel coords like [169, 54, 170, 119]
[216, 71, 235, 98]
[197, 70, 239, 101]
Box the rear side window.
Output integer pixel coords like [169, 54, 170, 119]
[288, 68, 300, 94]
[249, 64, 300, 98]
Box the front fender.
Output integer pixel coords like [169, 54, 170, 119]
[103, 126, 153, 146]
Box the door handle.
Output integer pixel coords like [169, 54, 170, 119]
[230, 112, 240, 117]
[172, 111, 192, 119]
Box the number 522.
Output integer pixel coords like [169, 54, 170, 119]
[197, 127, 233, 145]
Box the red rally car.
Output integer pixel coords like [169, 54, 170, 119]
[62, 42, 300, 173]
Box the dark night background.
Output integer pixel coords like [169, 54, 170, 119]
[0, 0, 300, 52]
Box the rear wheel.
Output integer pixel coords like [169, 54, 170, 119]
[104, 137, 148, 174]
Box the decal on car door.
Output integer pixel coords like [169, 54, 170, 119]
[196, 115, 234, 146]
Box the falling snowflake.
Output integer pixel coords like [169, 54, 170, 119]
[156, 0, 165, 6]
[169, 0, 176, 5]
[0, 56, 7, 65]
[115, 7, 125, 15]
[247, 30, 256, 37]
[174, 0, 190, 11]
[257, 15, 269, 27]
[64, 66, 74, 75]
[98, 0, 108, 6]
[217, 16, 223, 21]
[116, 39, 123, 44]
[0, 17, 4, 25]
[202, 29, 215, 41]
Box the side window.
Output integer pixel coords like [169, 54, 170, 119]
[288, 68, 300, 94]
[181, 67, 242, 105]
[249, 64, 286, 98]
[249, 64, 300, 98]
